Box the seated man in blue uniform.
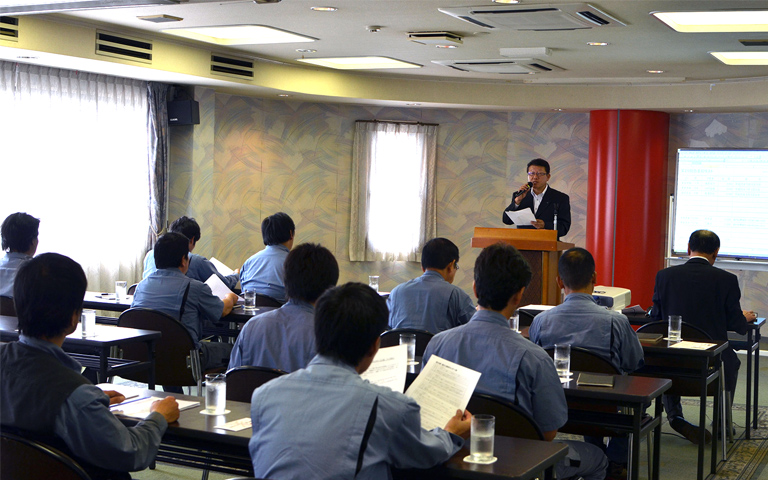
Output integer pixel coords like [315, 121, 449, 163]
[249, 282, 471, 480]
[0, 212, 39, 298]
[423, 243, 608, 480]
[387, 237, 475, 334]
[529, 247, 643, 477]
[143, 216, 239, 290]
[133, 232, 238, 371]
[0, 252, 180, 480]
[240, 212, 295, 304]
[229, 242, 339, 372]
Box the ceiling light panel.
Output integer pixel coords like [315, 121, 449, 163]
[653, 11, 768, 33]
[162, 25, 317, 45]
[0, 0, 178, 15]
[711, 52, 768, 65]
[297, 56, 421, 70]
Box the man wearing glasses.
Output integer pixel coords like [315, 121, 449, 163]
[502, 158, 571, 238]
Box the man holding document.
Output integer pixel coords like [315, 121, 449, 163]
[249, 282, 470, 480]
[423, 243, 607, 480]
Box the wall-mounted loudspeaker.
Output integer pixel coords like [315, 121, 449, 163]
[168, 99, 200, 125]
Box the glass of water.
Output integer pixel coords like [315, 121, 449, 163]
[509, 310, 520, 333]
[115, 281, 127, 301]
[554, 343, 571, 380]
[205, 373, 227, 415]
[400, 333, 417, 365]
[668, 315, 682, 342]
[368, 275, 380, 293]
[243, 290, 257, 312]
[469, 414, 496, 463]
[80, 309, 96, 338]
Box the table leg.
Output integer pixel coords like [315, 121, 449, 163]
[100, 348, 109, 384]
[746, 327, 754, 439]
[754, 328, 761, 431]
[711, 366, 721, 475]
[629, 407, 641, 480]
[147, 339, 157, 390]
[653, 397, 662, 480]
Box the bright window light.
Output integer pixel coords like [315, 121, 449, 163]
[297, 56, 421, 70]
[653, 11, 768, 33]
[711, 51, 768, 65]
[162, 25, 317, 45]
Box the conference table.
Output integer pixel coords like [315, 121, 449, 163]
[112, 387, 568, 479]
[0, 315, 161, 389]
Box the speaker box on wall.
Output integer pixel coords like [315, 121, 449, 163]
[167, 100, 200, 125]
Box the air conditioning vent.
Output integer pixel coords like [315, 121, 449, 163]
[740, 39, 768, 47]
[0, 16, 19, 41]
[96, 31, 152, 63]
[432, 58, 564, 74]
[439, 3, 625, 31]
[211, 54, 254, 79]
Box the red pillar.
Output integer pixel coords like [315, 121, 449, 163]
[587, 110, 669, 308]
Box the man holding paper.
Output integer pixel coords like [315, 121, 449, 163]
[0, 253, 180, 480]
[423, 243, 607, 480]
[133, 232, 238, 370]
[249, 282, 470, 480]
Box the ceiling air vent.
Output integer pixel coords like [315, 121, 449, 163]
[438, 3, 625, 31]
[0, 16, 19, 41]
[96, 31, 152, 63]
[432, 58, 564, 74]
[211, 54, 255, 79]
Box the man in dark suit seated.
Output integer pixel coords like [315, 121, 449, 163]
[0, 253, 180, 480]
[502, 158, 571, 238]
[651, 229, 757, 443]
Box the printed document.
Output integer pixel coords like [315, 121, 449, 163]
[405, 356, 480, 431]
[205, 274, 234, 300]
[110, 397, 200, 419]
[506, 209, 536, 226]
[210, 257, 235, 276]
[360, 345, 407, 393]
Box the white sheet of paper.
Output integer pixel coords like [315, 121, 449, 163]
[506, 209, 536, 226]
[405, 355, 481, 431]
[360, 345, 407, 393]
[210, 257, 235, 276]
[110, 397, 200, 419]
[205, 274, 234, 300]
[669, 341, 717, 350]
[520, 304, 556, 311]
[218, 417, 252, 432]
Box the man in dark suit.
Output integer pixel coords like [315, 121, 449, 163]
[651, 229, 757, 444]
[502, 158, 571, 238]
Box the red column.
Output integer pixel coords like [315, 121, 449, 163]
[587, 110, 669, 308]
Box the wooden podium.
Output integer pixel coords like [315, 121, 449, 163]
[471, 227, 574, 306]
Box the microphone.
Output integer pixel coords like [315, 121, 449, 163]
[513, 182, 533, 199]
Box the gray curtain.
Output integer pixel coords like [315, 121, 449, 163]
[146, 82, 170, 252]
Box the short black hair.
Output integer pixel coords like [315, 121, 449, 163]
[689, 230, 720, 255]
[421, 237, 460, 270]
[558, 247, 595, 290]
[15, 253, 87, 339]
[154, 232, 189, 269]
[262, 212, 295, 246]
[526, 158, 550, 175]
[474, 243, 532, 311]
[1, 212, 40, 252]
[284, 243, 339, 303]
[169, 216, 201, 243]
[314, 282, 388, 367]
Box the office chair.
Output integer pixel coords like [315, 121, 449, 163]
[379, 328, 434, 357]
[1, 430, 92, 480]
[225, 365, 288, 402]
[0, 295, 16, 316]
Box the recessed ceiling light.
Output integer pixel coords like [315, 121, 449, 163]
[647, 70, 665, 74]
[277, 94, 291, 97]
[587, 42, 609, 46]
[296, 48, 317, 53]
[310, 6, 337, 12]
[162, 25, 317, 45]
[16, 55, 38, 59]
[296, 56, 421, 70]
[492, 0, 520, 3]
[711, 51, 768, 65]
[406, 103, 421, 106]
[436, 45, 457, 49]
[684, 109, 694, 112]
[653, 10, 768, 33]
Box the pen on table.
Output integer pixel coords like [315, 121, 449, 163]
[109, 394, 141, 408]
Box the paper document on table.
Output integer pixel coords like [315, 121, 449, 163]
[506, 209, 536, 226]
[520, 304, 556, 311]
[669, 341, 716, 350]
[205, 274, 234, 300]
[210, 257, 235, 276]
[405, 356, 480, 431]
[110, 397, 200, 419]
[360, 345, 407, 393]
[218, 418, 252, 432]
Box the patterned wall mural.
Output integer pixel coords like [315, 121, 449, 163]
[169, 91, 766, 314]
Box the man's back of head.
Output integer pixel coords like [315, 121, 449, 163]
[2, 212, 39, 254]
[688, 229, 720, 255]
[421, 238, 459, 271]
[284, 243, 339, 304]
[154, 233, 190, 269]
[262, 212, 295, 246]
[169, 216, 201, 243]
[15, 253, 86, 339]
[558, 247, 595, 291]
[314, 282, 388, 367]
[474, 243, 532, 311]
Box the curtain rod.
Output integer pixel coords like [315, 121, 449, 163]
[356, 120, 438, 127]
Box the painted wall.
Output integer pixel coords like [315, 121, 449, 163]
[168, 90, 767, 315]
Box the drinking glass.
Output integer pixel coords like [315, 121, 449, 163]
[205, 373, 227, 415]
[400, 333, 417, 365]
[469, 414, 495, 463]
[509, 310, 520, 333]
[80, 309, 96, 338]
[115, 281, 127, 301]
[554, 343, 571, 380]
[369, 275, 380, 293]
[243, 290, 257, 312]
[668, 315, 682, 342]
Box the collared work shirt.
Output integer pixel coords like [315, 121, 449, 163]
[240, 245, 289, 303]
[143, 251, 239, 290]
[0, 252, 32, 297]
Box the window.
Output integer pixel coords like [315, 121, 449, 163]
[0, 61, 152, 290]
[350, 121, 437, 261]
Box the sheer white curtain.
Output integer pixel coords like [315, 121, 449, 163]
[0, 61, 151, 291]
[350, 121, 437, 262]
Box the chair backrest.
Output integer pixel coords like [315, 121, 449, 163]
[1, 431, 92, 480]
[254, 294, 283, 308]
[379, 328, 434, 357]
[0, 296, 16, 316]
[126, 283, 138, 296]
[117, 307, 199, 387]
[466, 392, 544, 440]
[636, 320, 712, 340]
[225, 365, 288, 402]
[544, 346, 620, 374]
